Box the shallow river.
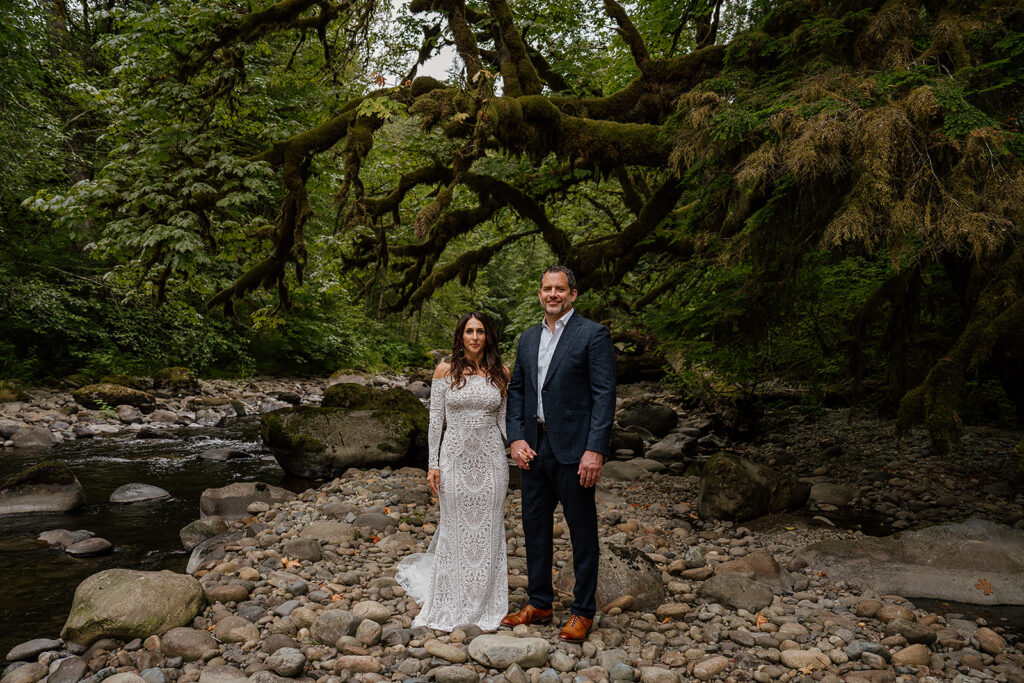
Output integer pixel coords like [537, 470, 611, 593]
[0, 417, 312, 656]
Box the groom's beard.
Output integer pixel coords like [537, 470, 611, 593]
[543, 299, 571, 317]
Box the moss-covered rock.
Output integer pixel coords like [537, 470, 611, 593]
[153, 367, 199, 395]
[0, 380, 29, 403]
[60, 569, 206, 646]
[2, 460, 75, 488]
[0, 460, 85, 515]
[261, 405, 425, 478]
[698, 453, 809, 521]
[73, 383, 156, 412]
[98, 374, 151, 391]
[321, 383, 428, 433]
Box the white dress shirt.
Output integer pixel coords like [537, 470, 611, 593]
[537, 308, 574, 423]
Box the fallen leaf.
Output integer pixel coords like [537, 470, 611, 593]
[975, 578, 994, 595]
[755, 612, 769, 627]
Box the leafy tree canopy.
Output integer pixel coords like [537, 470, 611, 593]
[17, 0, 1024, 455]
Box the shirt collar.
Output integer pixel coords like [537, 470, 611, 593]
[542, 307, 574, 331]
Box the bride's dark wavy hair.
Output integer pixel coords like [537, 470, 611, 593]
[448, 311, 508, 396]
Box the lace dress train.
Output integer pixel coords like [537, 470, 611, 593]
[396, 375, 509, 631]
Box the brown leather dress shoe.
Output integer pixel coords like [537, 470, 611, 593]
[500, 605, 553, 627]
[557, 614, 593, 642]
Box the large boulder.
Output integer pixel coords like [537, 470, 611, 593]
[617, 401, 678, 437]
[698, 453, 809, 521]
[153, 367, 200, 396]
[199, 482, 295, 520]
[554, 543, 664, 612]
[794, 518, 1024, 605]
[98, 374, 151, 391]
[260, 404, 426, 478]
[73, 383, 155, 412]
[0, 461, 85, 515]
[60, 569, 206, 646]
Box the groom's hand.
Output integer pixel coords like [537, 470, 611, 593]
[578, 450, 603, 487]
[510, 439, 535, 469]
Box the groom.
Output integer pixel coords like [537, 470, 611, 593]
[503, 265, 616, 642]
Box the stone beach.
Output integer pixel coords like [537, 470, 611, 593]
[2, 373, 1024, 683]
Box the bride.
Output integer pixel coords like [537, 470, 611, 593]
[396, 311, 510, 631]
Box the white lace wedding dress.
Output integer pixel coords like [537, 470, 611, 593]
[395, 375, 509, 631]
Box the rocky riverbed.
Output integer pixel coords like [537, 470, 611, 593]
[2, 374, 1023, 683]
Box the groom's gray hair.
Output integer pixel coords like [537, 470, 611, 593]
[542, 265, 577, 290]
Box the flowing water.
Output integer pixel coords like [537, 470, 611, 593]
[0, 417, 312, 656]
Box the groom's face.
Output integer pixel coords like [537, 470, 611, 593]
[539, 272, 578, 318]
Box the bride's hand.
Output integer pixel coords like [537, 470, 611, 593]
[427, 468, 440, 497]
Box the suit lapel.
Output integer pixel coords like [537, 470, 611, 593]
[522, 324, 543, 392]
[542, 313, 583, 389]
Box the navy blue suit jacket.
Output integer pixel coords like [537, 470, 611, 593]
[506, 312, 616, 464]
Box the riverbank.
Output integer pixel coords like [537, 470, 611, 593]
[2, 378, 1023, 683]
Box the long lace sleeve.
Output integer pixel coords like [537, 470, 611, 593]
[497, 391, 507, 442]
[428, 378, 446, 469]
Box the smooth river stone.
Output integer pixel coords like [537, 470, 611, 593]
[109, 484, 171, 503]
[65, 537, 113, 556]
[467, 635, 550, 669]
[5, 638, 62, 661]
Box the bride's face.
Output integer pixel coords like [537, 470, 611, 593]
[463, 317, 486, 357]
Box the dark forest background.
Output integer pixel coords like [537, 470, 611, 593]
[2, 0, 1022, 455]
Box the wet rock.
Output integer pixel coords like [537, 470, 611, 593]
[49, 656, 88, 683]
[602, 461, 649, 481]
[618, 402, 678, 437]
[351, 600, 390, 624]
[713, 548, 793, 593]
[779, 648, 829, 670]
[109, 483, 171, 504]
[884, 618, 936, 644]
[10, 426, 57, 449]
[265, 647, 305, 677]
[467, 634, 550, 669]
[65, 537, 113, 556]
[974, 626, 1006, 654]
[299, 521, 356, 544]
[5, 638, 61, 662]
[2, 662, 48, 683]
[331, 656, 380, 674]
[698, 454, 809, 521]
[431, 666, 477, 683]
[0, 461, 85, 515]
[61, 569, 206, 647]
[795, 518, 1024, 605]
[261, 405, 426, 479]
[555, 543, 664, 612]
[198, 449, 250, 462]
[198, 482, 294, 520]
[809, 482, 856, 507]
[73, 384, 155, 412]
[692, 656, 730, 681]
[696, 574, 773, 613]
[179, 516, 228, 551]
[311, 610, 361, 645]
[281, 537, 322, 562]
[890, 643, 930, 666]
[152, 368, 200, 396]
